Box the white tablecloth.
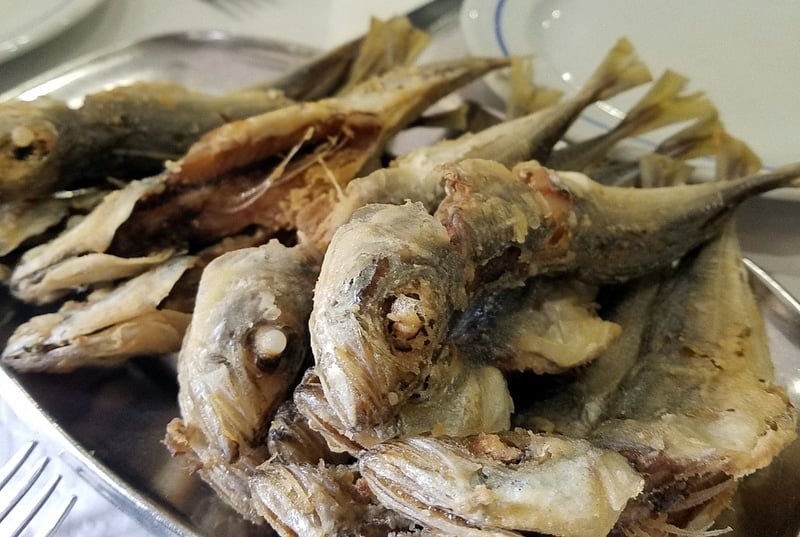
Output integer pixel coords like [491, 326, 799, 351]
[1, 1, 798, 536]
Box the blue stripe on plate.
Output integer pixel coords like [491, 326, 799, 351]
[493, 0, 510, 56]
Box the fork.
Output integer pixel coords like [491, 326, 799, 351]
[0, 441, 77, 537]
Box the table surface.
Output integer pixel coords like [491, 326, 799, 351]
[0, 1, 798, 536]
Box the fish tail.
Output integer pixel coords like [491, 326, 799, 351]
[579, 37, 652, 102]
[656, 110, 723, 160]
[618, 70, 716, 137]
[337, 15, 432, 95]
[712, 129, 763, 181]
[638, 154, 694, 187]
[506, 56, 564, 118]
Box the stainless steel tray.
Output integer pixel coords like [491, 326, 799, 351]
[0, 3, 798, 537]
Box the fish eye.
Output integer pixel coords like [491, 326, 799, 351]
[247, 323, 287, 371]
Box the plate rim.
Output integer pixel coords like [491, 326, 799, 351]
[0, 0, 107, 65]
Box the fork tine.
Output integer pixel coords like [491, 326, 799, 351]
[9, 474, 62, 537]
[0, 441, 37, 489]
[36, 494, 77, 537]
[0, 452, 50, 523]
[0, 442, 78, 537]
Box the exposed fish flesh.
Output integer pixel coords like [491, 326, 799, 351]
[0, 16, 430, 202]
[452, 278, 621, 374]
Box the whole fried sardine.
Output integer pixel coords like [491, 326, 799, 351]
[595, 226, 797, 535]
[0, 16, 430, 202]
[359, 431, 644, 537]
[0, 85, 294, 201]
[311, 202, 465, 433]
[438, 158, 800, 285]
[165, 240, 319, 522]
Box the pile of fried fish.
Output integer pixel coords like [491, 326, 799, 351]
[0, 16, 797, 537]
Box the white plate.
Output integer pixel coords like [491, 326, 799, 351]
[0, 0, 106, 64]
[460, 0, 800, 171]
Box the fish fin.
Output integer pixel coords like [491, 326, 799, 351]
[638, 154, 694, 187]
[580, 37, 652, 102]
[619, 70, 716, 137]
[656, 110, 723, 160]
[506, 56, 564, 119]
[338, 16, 432, 95]
[713, 129, 763, 181]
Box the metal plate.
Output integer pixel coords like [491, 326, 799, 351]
[0, 5, 798, 537]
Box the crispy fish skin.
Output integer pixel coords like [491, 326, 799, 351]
[359, 431, 644, 537]
[437, 158, 800, 287]
[592, 227, 797, 480]
[9, 175, 168, 304]
[0, 84, 294, 201]
[1, 255, 195, 372]
[513, 276, 662, 438]
[250, 461, 419, 537]
[311, 202, 466, 434]
[166, 240, 320, 521]
[296, 346, 513, 453]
